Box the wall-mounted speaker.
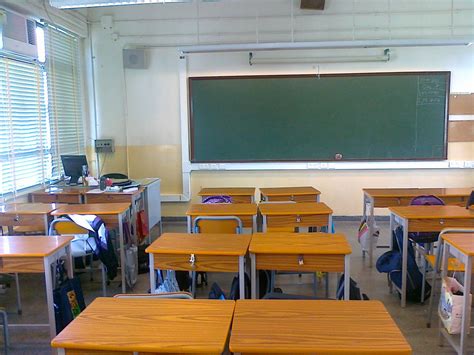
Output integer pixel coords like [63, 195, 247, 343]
[123, 48, 147, 69]
[300, 0, 325, 10]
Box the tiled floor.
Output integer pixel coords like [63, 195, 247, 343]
[1, 220, 469, 354]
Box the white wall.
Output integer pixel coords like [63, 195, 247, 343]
[86, 0, 474, 216]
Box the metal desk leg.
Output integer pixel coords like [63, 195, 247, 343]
[460, 251, 471, 354]
[118, 213, 126, 294]
[401, 218, 409, 308]
[250, 253, 257, 299]
[367, 194, 375, 268]
[149, 253, 156, 293]
[43, 256, 57, 343]
[344, 255, 350, 300]
[328, 214, 333, 234]
[262, 216, 267, 233]
[316, 194, 320, 202]
[187, 216, 192, 233]
[239, 256, 245, 299]
[252, 215, 257, 234]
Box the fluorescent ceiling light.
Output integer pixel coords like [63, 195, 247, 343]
[249, 49, 391, 65]
[180, 38, 473, 54]
[49, 0, 192, 9]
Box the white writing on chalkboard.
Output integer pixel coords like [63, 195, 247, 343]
[416, 76, 445, 105]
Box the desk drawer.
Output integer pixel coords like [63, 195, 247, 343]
[255, 253, 344, 272]
[0, 257, 44, 273]
[266, 194, 318, 202]
[86, 194, 133, 204]
[373, 197, 411, 208]
[153, 253, 239, 272]
[443, 196, 467, 206]
[0, 214, 45, 227]
[265, 214, 329, 228]
[408, 218, 474, 232]
[31, 194, 81, 204]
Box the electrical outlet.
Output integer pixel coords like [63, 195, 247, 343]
[95, 139, 114, 153]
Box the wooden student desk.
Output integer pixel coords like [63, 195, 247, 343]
[0, 203, 64, 234]
[260, 186, 321, 202]
[51, 298, 235, 354]
[51, 203, 131, 293]
[389, 205, 474, 307]
[439, 233, 474, 355]
[198, 187, 256, 203]
[363, 187, 473, 267]
[146, 233, 251, 298]
[229, 300, 412, 354]
[258, 202, 333, 232]
[249, 232, 351, 299]
[0, 236, 73, 341]
[186, 203, 258, 232]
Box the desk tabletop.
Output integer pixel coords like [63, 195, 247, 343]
[198, 187, 256, 196]
[364, 187, 473, 198]
[0, 236, 73, 257]
[259, 202, 333, 215]
[186, 203, 258, 216]
[0, 203, 63, 215]
[85, 187, 144, 196]
[229, 300, 411, 354]
[51, 203, 131, 216]
[250, 233, 351, 255]
[389, 205, 474, 219]
[146, 233, 251, 256]
[260, 186, 321, 196]
[51, 298, 235, 353]
[442, 233, 474, 256]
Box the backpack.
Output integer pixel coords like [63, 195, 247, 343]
[336, 275, 369, 300]
[376, 226, 431, 302]
[209, 270, 270, 301]
[409, 195, 444, 244]
[202, 195, 232, 204]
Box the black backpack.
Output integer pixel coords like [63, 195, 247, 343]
[376, 226, 431, 302]
[336, 275, 369, 300]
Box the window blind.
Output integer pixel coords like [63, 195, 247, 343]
[0, 57, 50, 195]
[44, 25, 85, 180]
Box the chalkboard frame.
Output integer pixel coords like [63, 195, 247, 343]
[188, 71, 450, 163]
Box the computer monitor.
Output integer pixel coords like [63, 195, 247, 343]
[61, 155, 88, 185]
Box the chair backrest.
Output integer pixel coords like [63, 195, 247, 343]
[260, 201, 296, 233]
[410, 195, 445, 206]
[49, 218, 88, 235]
[193, 216, 242, 234]
[114, 292, 193, 299]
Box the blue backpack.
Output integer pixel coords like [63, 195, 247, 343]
[376, 226, 431, 302]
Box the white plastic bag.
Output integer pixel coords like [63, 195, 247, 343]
[125, 245, 138, 288]
[439, 276, 472, 334]
[358, 218, 379, 252]
[155, 270, 180, 294]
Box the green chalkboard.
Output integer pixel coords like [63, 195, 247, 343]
[189, 72, 450, 162]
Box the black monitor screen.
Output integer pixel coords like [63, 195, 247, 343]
[61, 155, 88, 185]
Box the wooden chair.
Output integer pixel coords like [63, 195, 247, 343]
[191, 216, 243, 296]
[49, 218, 107, 296]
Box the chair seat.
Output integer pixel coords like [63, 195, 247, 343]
[425, 255, 466, 272]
